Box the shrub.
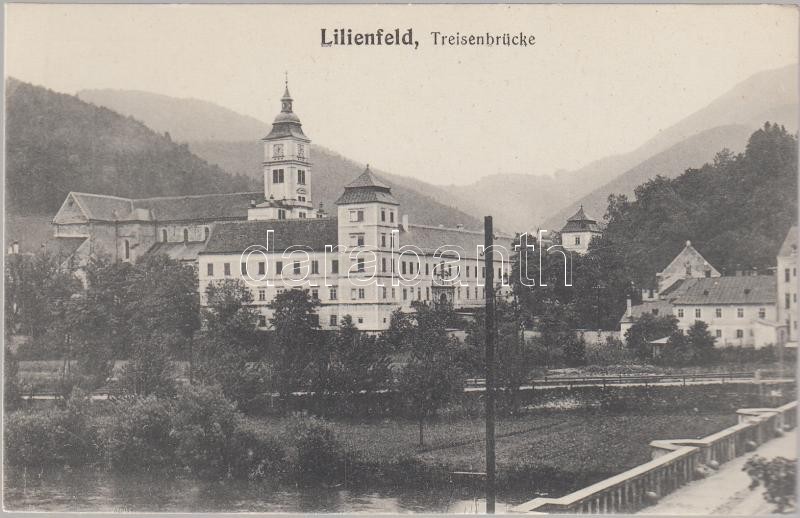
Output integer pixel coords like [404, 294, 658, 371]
[287, 414, 343, 483]
[5, 391, 102, 467]
[102, 396, 176, 472]
[744, 455, 796, 512]
[228, 426, 287, 481]
[170, 384, 241, 479]
[585, 337, 635, 366]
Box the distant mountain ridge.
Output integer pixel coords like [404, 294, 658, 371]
[78, 88, 270, 141]
[5, 78, 256, 216]
[541, 124, 759, 230]
[443, 63, 799, 231]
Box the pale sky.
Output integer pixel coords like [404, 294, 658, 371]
[5, 4, 798, 186]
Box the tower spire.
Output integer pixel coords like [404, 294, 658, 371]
[281, 72, 293, 112]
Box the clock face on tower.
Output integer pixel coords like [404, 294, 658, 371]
[273, 144, 283, 158]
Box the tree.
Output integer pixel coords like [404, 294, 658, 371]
[465, 296, 536, 412]
[323, 315, 392, 407]
[268, 288, 322, 409]
[600, 124, 797, 282]
[197, 279, 262, 407]
[4, 252, 80, 340]
[563, 334, 586, 367]
[687, 320, 716, 365]
[624, 313, 679, 361]
[119, 335, 177, 398]
[127, 254, 200, 359]
[394, 303, 463, 446]
[4, 347, 23, 411]
[661, 329, 694, 366]
[536, 301, 578, 368]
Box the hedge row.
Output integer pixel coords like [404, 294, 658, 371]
[5, 385, 343, 483]
[253, 381, 795, 418]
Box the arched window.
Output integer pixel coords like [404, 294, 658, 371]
[162, 229, 168, 242]
[124, 240, 130, 260]
[183, 228, 189, 242]
[204, 227, 210, 241]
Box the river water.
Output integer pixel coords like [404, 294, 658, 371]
[4, 467, 536, 513]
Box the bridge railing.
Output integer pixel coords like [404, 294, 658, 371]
[511, 400, 797, 514]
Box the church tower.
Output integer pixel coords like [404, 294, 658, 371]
[249, 78, 316, 220]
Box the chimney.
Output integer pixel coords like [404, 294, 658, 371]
[626, 297, 632, 318]
[401, 214, 409, 231]
[12, 241, 20, 254]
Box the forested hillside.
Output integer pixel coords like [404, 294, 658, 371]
[600, 123, 798, 286]
[5, 79, 256, 215]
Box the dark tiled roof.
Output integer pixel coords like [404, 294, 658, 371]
[147, 241, 208, 262]
[346, 168, 391, 189]
[560, 206, 601, 233]
[264, 122, 308, 140]
[660, 278, 688, 298]
[671, 276, 776, 305]
[620, 300, 674, 323]
[335, 168, 398, 206]
[133, 192, 263, 221]
[71, 193, 134, 221]
[567, 206, 595, 222]
[66, 191, 263, 222]
[202, 218, 339, 254]
[335, 189, 399, 205]
[778, 226, 798, 257]
[658, 241, 720, 278]
[403, 224, 514, 259]
[561, 220, 602, 233]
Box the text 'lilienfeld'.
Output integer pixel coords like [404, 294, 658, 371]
[320, 28, 536, 49]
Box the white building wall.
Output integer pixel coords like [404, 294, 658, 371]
[777, 254, 798, 342]
[672, 303, 778, 348]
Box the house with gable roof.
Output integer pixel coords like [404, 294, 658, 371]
[620, 240, 786, 348]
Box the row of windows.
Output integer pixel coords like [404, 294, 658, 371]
[784, 267, 797, 282]
[207, 258, 508, 279]
[714, 329, 750, 339]
[158, 227, 210, 243]
[257, 313, 365, 329]
[208, 259, 333, 277]
[246, 283, 489, 305]
[276, 209, 309, 220]
[675, 307, 766, 319]
[784, 293, 797, 309]
[348, 208, 397, 224]
[272, 169, 306, 185]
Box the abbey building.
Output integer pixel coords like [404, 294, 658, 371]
[51, 83, 513, 330]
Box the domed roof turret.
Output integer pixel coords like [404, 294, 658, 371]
[263, 76, 308, 141]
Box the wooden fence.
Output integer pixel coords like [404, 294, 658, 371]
[511, 400, 797, 514]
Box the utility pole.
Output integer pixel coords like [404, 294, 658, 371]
[484, 216, 496, 514]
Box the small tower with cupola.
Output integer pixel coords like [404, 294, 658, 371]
[559, 205, 602, 255]
[249, 77, 318, 221]
[335, 165, 399, 251]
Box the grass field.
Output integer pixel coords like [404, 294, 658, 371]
[244, 410, 736, 493]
